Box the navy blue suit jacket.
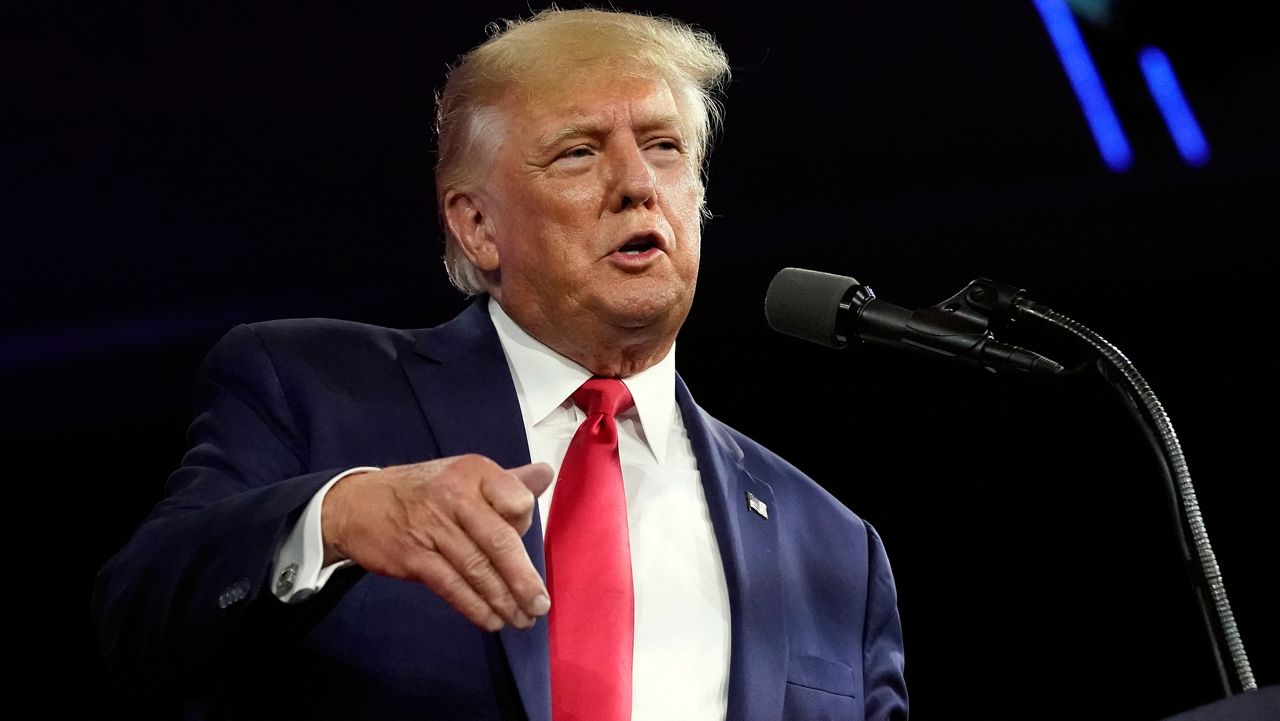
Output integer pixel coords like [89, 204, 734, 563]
[94, 298, 908, 720]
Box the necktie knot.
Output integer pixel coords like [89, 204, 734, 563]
[572, 377, 634, 418]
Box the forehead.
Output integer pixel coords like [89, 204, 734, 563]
[503, 72, 686, 136]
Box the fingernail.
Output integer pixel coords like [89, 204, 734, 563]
[530, 593, 551, 615]
[514, 610, 533, 629]
[485, 615, 504, 632]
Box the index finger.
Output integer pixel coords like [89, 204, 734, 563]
[484, 463, 550, 535]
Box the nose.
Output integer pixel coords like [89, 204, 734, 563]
[608, 141, 657, 213]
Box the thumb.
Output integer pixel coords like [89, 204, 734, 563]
[509, 462, 554, 498]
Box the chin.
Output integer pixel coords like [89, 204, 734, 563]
[601, 287, 692, 333]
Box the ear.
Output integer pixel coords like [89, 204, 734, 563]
[442, 190, 500, 272]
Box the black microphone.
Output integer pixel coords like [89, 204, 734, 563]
[764, 267, 1063, 375]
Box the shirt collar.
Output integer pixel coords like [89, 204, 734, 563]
[488, 297, 676, 464]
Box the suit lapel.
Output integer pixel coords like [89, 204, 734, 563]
[677, 377, 788, 721]
[402, 298, 551, 721]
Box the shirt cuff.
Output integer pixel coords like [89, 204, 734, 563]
[271, 466, 380, 603]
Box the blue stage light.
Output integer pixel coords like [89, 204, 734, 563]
[1033, 0, 1133, 172]
[1138, 46, 1211, 167]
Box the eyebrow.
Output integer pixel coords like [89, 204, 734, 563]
[536, 113, 685, 151]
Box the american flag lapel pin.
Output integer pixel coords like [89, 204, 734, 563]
[746, 492, 769, 519]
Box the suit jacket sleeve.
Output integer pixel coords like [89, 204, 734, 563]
[863, 521, 909, 721]
[92, 323, 366, 685]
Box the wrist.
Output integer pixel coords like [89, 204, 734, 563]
[321, 470, 366, 566]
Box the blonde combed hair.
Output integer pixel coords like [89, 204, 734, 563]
[435, 7, 731, 295]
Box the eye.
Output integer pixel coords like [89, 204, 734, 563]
[558, 146, 595, 160]
[644, 139, 685, 166]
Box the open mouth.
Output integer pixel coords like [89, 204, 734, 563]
[615, 235, 661, 255]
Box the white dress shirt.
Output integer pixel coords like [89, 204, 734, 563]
[273, 299, 731, 720]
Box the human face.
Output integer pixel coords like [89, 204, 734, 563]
[473, 74, 703, 370]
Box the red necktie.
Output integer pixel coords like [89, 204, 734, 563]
[544, 378, 635, 721]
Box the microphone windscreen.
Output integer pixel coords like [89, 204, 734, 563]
[764, 268, 858, 348]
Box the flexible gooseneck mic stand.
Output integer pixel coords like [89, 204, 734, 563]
[942, 277, 1256, 697]
[765, 267, 1276, 716]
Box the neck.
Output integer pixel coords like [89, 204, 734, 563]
[535, 323, 675, 378]
[495, 299, 678, 378]
[554, 334, 675, 378]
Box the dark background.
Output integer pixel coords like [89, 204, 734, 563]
[6, 1, 1277, 718]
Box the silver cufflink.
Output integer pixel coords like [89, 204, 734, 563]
[276, 563, 299, 595]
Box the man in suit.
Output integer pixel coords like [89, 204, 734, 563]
[94, 8, 908, 720]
